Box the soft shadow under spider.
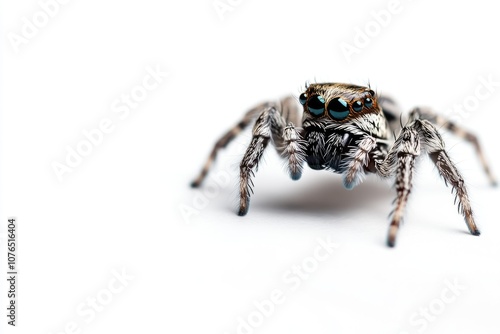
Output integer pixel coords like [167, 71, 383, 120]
[251, 176, 393, 214]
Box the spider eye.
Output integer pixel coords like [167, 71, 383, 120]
[353, 101, 363, 112]
[364, 97, 373, 108]
[299, 93, 307, 105]
[307, 95, 325, 116]
[327, 98, 350, 120]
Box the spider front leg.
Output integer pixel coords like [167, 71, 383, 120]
[191, 101, 277, 188]
[192, 97, 303, 188]
[239, 110, 271, 216]
[342, 136, 378, 189]
[239, 106, 306, 216]
[377, 126, 421, 247]
[377, 119, 480, 247]
[281, 123, 306, 180]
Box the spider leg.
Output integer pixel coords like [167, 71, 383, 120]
[280, 123, 306, 180]
[376, 126, 421, 247]
[410, 107, 497, 186]
[342, 136, 377, 189]
[415, 119, 480, 236]
[239, 107, 274, 216]
[272, 97, 306, 180]
[279, 96, 303, 126]
[191, 101, 277, 188]
[239, 103, 306, 215]
[377, 118, 480, 247]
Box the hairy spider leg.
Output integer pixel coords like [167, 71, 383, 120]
[191, 97, 303, 188]
[239, 105, 307, 215]
[410, 107, 497, 186]
[377, 118, 479, 247]
[191, 101, 276, 188]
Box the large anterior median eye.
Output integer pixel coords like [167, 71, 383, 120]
[327, 98, 350, 120]
[307, 95, 325, 116]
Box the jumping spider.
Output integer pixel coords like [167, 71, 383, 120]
[191, 83, 496, 247]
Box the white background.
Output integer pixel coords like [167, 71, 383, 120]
[1, 0, 500, 333]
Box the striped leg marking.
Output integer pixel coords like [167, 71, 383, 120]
[238, 108, 274, 216]
[411, 107, 497, 186]
[378, 118, 480, 247]
[191, 102, 275, 188]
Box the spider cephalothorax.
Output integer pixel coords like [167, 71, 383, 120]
[299, 83, 389, 183]
[191, 82, 496, 247]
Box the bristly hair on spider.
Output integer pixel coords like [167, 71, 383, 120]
[191, 82, 497, 247]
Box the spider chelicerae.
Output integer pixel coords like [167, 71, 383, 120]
[191, 82, 496, 247]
